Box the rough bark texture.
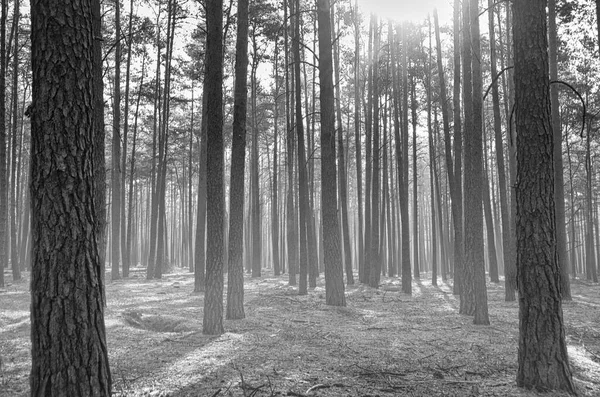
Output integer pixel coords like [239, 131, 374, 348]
[203, 0, 225, 335]
[513, 0, 575, 391]
[226, 0, 249, 320]
[92, 0, 106, 295]
[317, 0, 346, 307]
[30, 0, 112, 392]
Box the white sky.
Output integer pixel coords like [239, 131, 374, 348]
[356, 0, 455, 24]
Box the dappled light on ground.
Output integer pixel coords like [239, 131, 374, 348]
[1, 269, 599, 396]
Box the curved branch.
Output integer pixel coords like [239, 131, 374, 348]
[550, 80, 586, 138]
[483, 65, 513, 102]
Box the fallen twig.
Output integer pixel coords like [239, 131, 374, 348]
[305, 384, 329, 393]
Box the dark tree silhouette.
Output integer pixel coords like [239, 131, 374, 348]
[227, 0, 250, 320]
[203, 0, 225, 335]
[317, 0, 346, 306]
[30, 0, 112, 392]
[514, 0, 575, 391]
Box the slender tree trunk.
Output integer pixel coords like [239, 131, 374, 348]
[272, 40, 281, 277]
[0, 0, 6, 288]
[488, 0, 510, 289]
[400, 22, 412, 294]
[111, 0, 122, 280]
[9, 0, 20, 280]
[514, 0, 575, 390]
[549, 0, 571, 299]
[363, 17, 373, 284]
[451, 0, 464, 296]
[121, 0, 135, 277]
[293, 0, 309, 294]
[317, 0, 346, 306]
[353, 0, 364, 287]
[194, 87, 208, 292]
[369, 15, 381, 288]
[332, 5, 353, 285]
[410, 77, 419, 280]
[226, 0, 249, 320]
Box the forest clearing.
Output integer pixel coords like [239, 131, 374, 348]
[2, 269, 599, 397]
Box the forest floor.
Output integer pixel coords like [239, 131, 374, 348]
[1, 267, 599, 397]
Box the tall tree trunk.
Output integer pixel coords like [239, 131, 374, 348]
[272, 39, 281, 277]
[451, 0, 464, 296]
[332, 5, 353, 285]
[251, 39, 262, 278]
[127, 54, 146, 275]
[363, 16, 373, 284]
[427, 15, 437, 286]
[466, 0, 489, 324]
[9, 0, 20, 280]
[284, 0, 297, 286]
[353, 0, 364, 287]
[294, 0, 309, 294]
[203, 0, 225, 335]
[369, 15, 381, 288]
[549, 0, 571, 299]
[317, 0, 345, 306]
[410, 76, 419, 279]
[30, 0, 112, 391]
[122, 0, 135, 277]
[92, 0, 106, 297]
[194, 85, 208, 292]
[0, 0, 6, 288]
[514, 0, 574, 390]
[488, 0, 510, 288]
[400, 22, 412, 294]
[111, 0, 122, 280]
[226, 0, 249, 319]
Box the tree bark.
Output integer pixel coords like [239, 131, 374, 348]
[203, 0, 225, 335]
[549, 0, 572, 299]
[30, 0, 112, 391]
[317, 0, 346, 306]
[226, 0, 249, 320]
[514, 0, 575, 390]
[369, 15, 381, 289]
[111, 0, 122, 280]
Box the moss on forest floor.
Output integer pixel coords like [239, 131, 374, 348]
[1, 268, 599, 396]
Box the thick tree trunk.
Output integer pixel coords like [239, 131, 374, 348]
[400, 22, 412, 294]
[514, 0, 575, 391]
[30, 0, 112, 392]
[203, 0, 225, 335]
[317, 0, 345, 306]
[226, 0, 249, 320]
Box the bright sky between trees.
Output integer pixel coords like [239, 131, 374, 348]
[356, 0, 454, 24]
